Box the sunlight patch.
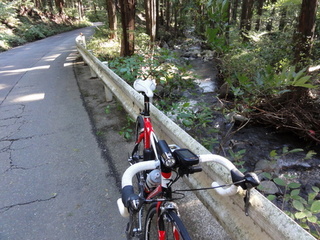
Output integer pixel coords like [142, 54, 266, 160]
[12, 93, 45, 103]
[309, 65, 320, 72]
[0, 65, 50, 74]
[0, 84, 9, 90]
[43, 54, 61, 62]
[63, 62, 73, 67]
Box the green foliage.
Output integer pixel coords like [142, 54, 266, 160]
[104, 106, 111, 114]
[157, 101, 218, 151]
[204, 0, 230, 53]
[108, 47, 197, 99]
[227, 149, 247, 173]
[0, 32, 27, 51]
[226, 64, 318, 106]
[257, 147, 320, 238]
[86, 10, 106, 22]
[0, 2, 90, 51]
[86, 25, 121, 60]
[119, 115, 135, 140]
[176, 103, 214, 129]
[206, 27, 228, 53]
[201, 137, 219, 152]
[22, 25, 46, 41]
[220, 24, 318, 106]
[109, 55, 145, 84]
[268, 146, 304, 162]
[0, 1, 17, 23]
[290, 186, 320, 224]
[260, 173, 320, 238]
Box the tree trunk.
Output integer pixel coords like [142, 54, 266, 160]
[225, 0, 231, 45]
[158, 0, 164, 26]
[106, 0, 117, 39]
[150, 0, 157, 43]
[231, 0, 239, 23]
[35, 0, 41, 9]
[145, 0, 156, 43]
[119, 0, 136, 56]
[48, 0, 53, 12]
[255, 0, 264, 31]
[173, 2, 178, 36]
[293, 0, 318, 68]
[240, 0, 254, 41]
[266, 0, 277, 32]
[278, 6, 287, 31]
[144, 0, 151, 35]
[165, 0, 170, 31]
[54, 0, 64, 15]
[198, 3, 205, 33]
[78, 0, 83, 20]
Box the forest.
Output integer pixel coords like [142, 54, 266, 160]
[1, 1, 319, 144]
[95, 0, 319, 146]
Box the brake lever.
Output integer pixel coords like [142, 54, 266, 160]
[243, 172, 260, 216]
[244, 189, 251, 216]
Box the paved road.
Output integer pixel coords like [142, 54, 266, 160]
[0, 26, 126, 239]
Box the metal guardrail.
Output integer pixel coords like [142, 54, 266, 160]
[76, 43, 316, 240]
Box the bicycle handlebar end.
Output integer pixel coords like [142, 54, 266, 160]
[117, 198, 129, 218]
[121, 185, 144, 213]
[211, 182, 239, 196]
[122, 185, 135, 207]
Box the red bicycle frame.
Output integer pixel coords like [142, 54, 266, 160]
[142, 117, 153, 149]
[133, 94, 179, 239]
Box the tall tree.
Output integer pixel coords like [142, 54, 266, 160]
[226, 0, 231, 44]
[266, 0, 277, 32]
[278, 5, 287, 31]
[150, 0, 157, 42]
[106, 0, 117, 39]
[77, 0, 84, 20]
[231, 0, 239, 23]
[240, 0, 254, 41]
[54, 0, 64, 14]
[119, 0, 136, 56]
[165, 0, 170, 31]
[255, 0, 264, 31]
[293, 0, 318, 68]
[145, 0, 157, 43]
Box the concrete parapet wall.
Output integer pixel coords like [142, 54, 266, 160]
[76, 43, 315, 240]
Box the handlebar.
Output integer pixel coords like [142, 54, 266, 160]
[118, 153, 260, 217]
[122, 160, 160, 188]
[199, 154, 240, 195]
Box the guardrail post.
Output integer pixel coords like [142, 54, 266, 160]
[89, 67, 97, 78]
[101, 61, 113, 101]
[104, 85, 113, 102]
[87, 50, 97, 78]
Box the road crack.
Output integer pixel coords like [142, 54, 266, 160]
[0, 193, 58, 213]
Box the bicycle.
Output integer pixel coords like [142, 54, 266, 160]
[117, 79, 260, 240]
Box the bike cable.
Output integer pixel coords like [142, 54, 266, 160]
[173, 179, 246, 193]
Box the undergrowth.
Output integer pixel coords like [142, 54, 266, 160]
[0, 4, 90, 51]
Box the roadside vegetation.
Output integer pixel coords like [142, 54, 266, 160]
[0, 0, 90, 52]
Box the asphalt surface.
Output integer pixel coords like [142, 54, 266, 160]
[0, 26, 126, 239]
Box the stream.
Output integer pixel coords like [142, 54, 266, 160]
[166, 32, 320, 215]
